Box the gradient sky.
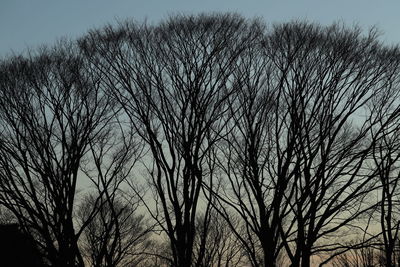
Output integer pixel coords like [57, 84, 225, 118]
[1, 0, 400, 57]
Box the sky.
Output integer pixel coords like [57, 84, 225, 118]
[1, 0, 400, 57]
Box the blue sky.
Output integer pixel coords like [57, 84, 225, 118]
[1, 0, 399, 57]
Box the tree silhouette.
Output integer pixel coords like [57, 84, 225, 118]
[0, 43, 141, 266]
[265, 22, 400, 267]
[77, 194, 152, 267]
[79, 14, 261, 267]
[211, 21, 400, 267]
[370, 82, 400, 267]
[1, 13, 400, 267]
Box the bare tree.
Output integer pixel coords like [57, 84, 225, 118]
[77, 96, 148, 267]
[331, 246, 377, 267]
[3, 13, 400, 267]
[212, 26, 289, 267]
[211, 21, 400, 267]
[77, 194, 151, 267]
[0, 43, 138, 266]
[193, 210, 248, 267]
[370, 80, 400, 267]
[79, 14, 260, 267]
[264, 22, 400, 267]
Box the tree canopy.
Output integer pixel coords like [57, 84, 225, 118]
[1, 13, 400, 267]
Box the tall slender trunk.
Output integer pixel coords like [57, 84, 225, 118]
[300, 250, 311, 267]
[176, 242, 192, 267]
[260, 230, 277, 267]
[385, 245, 394, 267]
[173, 230, 194, 267]
[263, 247, 276, 267]
[57, 242, 84, 267]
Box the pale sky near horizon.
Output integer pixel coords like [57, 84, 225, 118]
[1, 0, 400, 58]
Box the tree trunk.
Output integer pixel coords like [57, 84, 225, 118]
[263, 248, 276, 267]
[261, 233, 277, 267]
[174, 239, 193, 267]
[386, 245, 394, 267]
[300, 247, 311, 267]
